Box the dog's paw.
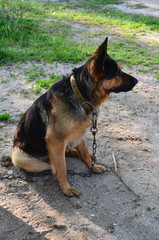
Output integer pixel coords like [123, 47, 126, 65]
[63, 187, 81, 197]
[92, 164, 106, 174]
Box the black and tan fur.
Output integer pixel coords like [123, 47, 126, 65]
[12, 38, 138, 197]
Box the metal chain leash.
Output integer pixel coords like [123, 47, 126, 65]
[90, 110, 98, 170]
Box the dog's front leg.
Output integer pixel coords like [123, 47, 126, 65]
[46, 139, 80, 197]
[76, 139, 106, 173]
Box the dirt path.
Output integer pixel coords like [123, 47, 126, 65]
[108, 0, 159, 18]
[0, 1, 159, 240]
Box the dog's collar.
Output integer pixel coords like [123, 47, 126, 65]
[70, 75, 94, 115]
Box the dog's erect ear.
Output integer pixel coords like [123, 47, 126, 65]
[92, 37, 108, 63]
[88, 38, 109, 79]
[97, 37, 108, 53]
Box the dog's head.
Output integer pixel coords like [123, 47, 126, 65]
[87, 38, 138, 104]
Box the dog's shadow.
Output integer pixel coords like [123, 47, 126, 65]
[0, 206, 49, 239]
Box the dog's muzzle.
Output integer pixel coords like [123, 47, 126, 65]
[110, 73, 138, 93]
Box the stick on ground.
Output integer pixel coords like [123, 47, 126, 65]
[111, 153, 139, 198]
[112, 153, 118, 172]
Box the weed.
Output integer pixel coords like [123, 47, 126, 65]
[137, 69, 148, 74]
[4, 138, 14, 143]
[16, 62, 22, 69]
[134, 167, 144, 171]
[146, 183, 150, 189]
[19, 112, 24, 120]
[34, 74, 60, 93]
[20, 89, 29, 95]
[39, 68, 45, 76]
[10, 119, 16, 123]
[24, 65, 44, 82]
[10, 73, 18, 78]
[0, 79, 9, 83]
[26, 72, 40, 82]
[0, 113, 10, 121]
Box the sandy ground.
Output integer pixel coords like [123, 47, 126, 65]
[0, 1, 159, 240]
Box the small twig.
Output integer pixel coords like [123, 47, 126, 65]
[112, 153, 118, 172]
[115, 172, 139, 197]
[111, 153, 139, 198]
[102, 137, 109, 158]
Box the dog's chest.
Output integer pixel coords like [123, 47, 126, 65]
[66, 132, 86, 151]
[65, 118, 91, 143]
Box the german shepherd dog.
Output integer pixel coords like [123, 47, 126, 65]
[12, 38, 138, 197]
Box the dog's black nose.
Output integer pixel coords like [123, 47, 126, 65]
[132, 77, 138, 87]
[122, 75, 138, 92]
[128, 75, 138, 91]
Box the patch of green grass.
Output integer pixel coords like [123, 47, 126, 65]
[81, 27, 158, 72]
[70, 0, 123, 9]
[4, 138, 14, 143]
[19, 112, 24, 120]
[102, 37, 157, 72]
[0, 0, 158, 76]
[79, 0, 122, 4]
[10, 73, 18, 78]
[69, 1, 159, 32]
[34, 74, 61, 93]
[26, 72, 40, 82]
[0, 19, 93, 64]
[10, 119, 16, 123]
[50, 7, 159, 33]
[0, 1, 94, 64]
[0, 79, 9, 83]
[0, 0, 39, 57]
[24, 65, 46, 82]
[137, 68, 148, 74]
[24, 64, 38, 75]
[101, 9, 159, 32]
[0, 113, 10, 121]
[20, 89, 29, 95]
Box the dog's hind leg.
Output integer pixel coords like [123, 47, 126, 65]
[12, 147, 51, 173]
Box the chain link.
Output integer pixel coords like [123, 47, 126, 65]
[90, 111, 98, 170]
[67, 169, 92, 177]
